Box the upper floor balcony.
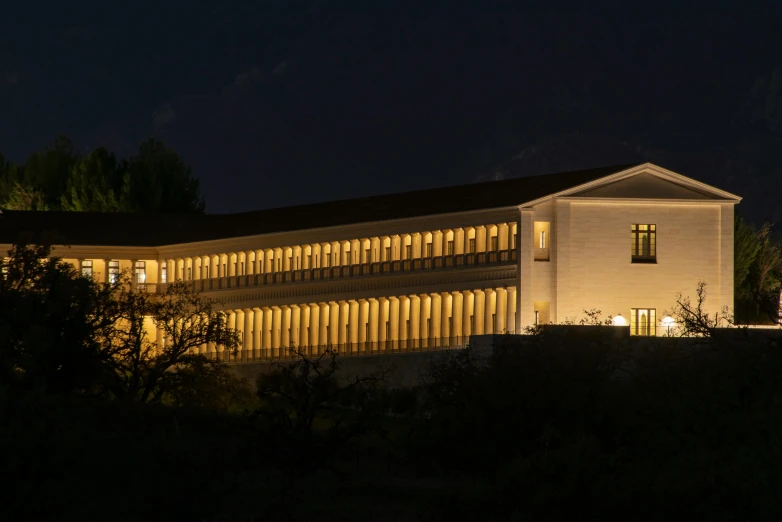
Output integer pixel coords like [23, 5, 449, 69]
[158, 248, 517, 293]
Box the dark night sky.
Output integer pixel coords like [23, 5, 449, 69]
[2, 1, 782, 220]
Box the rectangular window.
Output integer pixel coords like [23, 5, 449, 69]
[425, 243, 433, 258]
[405, 245, 412, 260]
[468, 238, 476, 254]
[108, 261, 120, 284]
[186, 266, 192, 280]
[490, 236, 498, 251]
[631, 224, 656, 263]
[384, 247, 391, 261]
[136, 261, 147, 284]
[630, 308, 656, 336]
[306, 255, 312, 269]
[447, 241, 454, 256]
[512, 234, 517, 249]
[539, 230, 546, 249]
[364, 248, 371, 263]
[161, 262, 167, 284]
[205, 265, 210, 279]
[81, 260, 93, 278]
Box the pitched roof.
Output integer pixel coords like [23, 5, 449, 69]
[0, 163, 641, 247]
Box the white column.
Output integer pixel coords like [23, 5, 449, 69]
[281, 306, 291, 354]
[452, 291, 463, 340]
[262, 307, 272, 357]
[253, 308, 262, 358]
[497, 288, 508, 334]
[369, 298, 379, 350]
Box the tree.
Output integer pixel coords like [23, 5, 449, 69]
[665, 281, 734, 337]
[60, 148, 121, 211]
[13, 135, 80, 210]
[3, 183, 50, 210]
[748, 223, 782, 324]
[734, 213, 761, 300]
[118, 138, 205, 212]
[0, 135, 205, 212]
[0, 240, 118, 395]
[98, 279, 239, 403]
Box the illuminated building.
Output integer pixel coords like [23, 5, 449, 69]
[0, 162, 740, 359]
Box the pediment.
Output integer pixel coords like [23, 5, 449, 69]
[571, 172, 720, 200]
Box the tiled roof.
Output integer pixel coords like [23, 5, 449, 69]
[0, 163, 641, 247]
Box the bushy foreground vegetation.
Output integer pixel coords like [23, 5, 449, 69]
[3, 240, 782, 521]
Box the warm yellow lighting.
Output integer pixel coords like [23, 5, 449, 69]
[612, 314, 627, 326]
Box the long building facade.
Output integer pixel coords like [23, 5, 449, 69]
[0, 162, 740, 361]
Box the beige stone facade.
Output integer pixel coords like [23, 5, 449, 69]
[0, 163, 740, 360]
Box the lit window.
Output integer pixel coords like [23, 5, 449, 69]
[405, 245, 412, 260]
[630, 308, 656, 336]
[631, 224, 656, 263]
[539, 230, 546, 249]
[135, 261, 147, 283]
[384, 246, 391, 261]
[490, 236, 498, 251]
[186, 266, 191, 281]
[468, 238, 476, 254]
[81, 260, 93, 278]
[108, 261, 120, 284]
[425, 243, 433, 258]
[447, 241, 454, 256]
[161, 262, 167, 283]
[364, 248, 371, 263]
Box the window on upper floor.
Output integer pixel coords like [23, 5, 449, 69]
[468, 238, 476, 254]
[136, 261, 147, 284]
[490, 236, 498, 252]
[631, 224, 656, 263]
[425, 243, 433, 258]
[161, 262, 167, 283]
[364, 248, 371, 263]
[384, 246, 391, 261]
[81, 260, 93, 278]
[630, 308, 656, 336]
[186, 266, 191, 281]
[447, 241, 454, 256]
[108, 261, 120, 284]
[405, 245, 412, 260]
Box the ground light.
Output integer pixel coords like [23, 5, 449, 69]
[661, 315, 675, 336]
